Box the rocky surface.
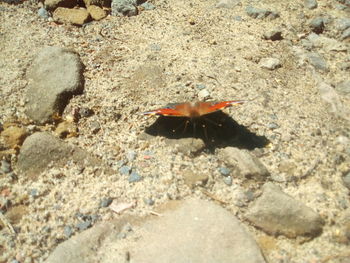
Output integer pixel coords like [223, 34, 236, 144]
[0, 0, 349, 262]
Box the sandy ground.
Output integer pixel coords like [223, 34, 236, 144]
[0, 0, 350, 262]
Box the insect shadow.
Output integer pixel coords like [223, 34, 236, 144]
[145, 111, 269, 150]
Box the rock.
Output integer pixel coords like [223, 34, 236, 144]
[306, 33, 347, 52]
[53, 7, 91, 26]
[87, 5, 107, 20]
[335, 18, 350, 32]
[25, 47, 84, 124]
[0, 160, 12, 174]
[245, 183, 324, 238]
[304, 0, 318, 9]
[198, 89, 210, 100]
[218, 167, 231, 176]
[341, 27, 350, 40]
[263, 29, 283, 41]
[309, 17, 325, 34]
[90, 121, 101, 134]
[4, 205, 28, 225]
[119, 165, 131, 175]
[167, 138, 205, 156]
[17, 132, 104, 179]
[307, 52, 328, 72]
[259, 57, 281, 70]
[128, 171, 142, 183]
[220, 147, 270, 180]
[1, 126, 27, 148]
[38, 7, 50, 19]
[140, 2, 155, 10]
[223, 176, 233, 186]
[83, 0, 110, 7]
[55, 121, 78, 138]
[245, 6, 279, 20]
[342, 171, 350, 190]
[215, 0, 241, 9]
[182, 169, 209, 188]
[111, 0, 138, 16]
[45, 199, 266, 263]
[44, 0, 77, 10]
[335, 80, 350, 95]
[99, 197, 113, 208]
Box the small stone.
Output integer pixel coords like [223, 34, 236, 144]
[245, 183, 324, 237]
[87, 5, 107, 20]
[183, 169, 209, 188]
[220, 147, 270, 181]
[76, 221, 92, 231]
[263, 29, 283, 41]
[259, 57, 281, 70]
[90, 121, 101, 134]
[100, 197, 113, 208]
[53, 7, 91, 26]
[195, 84, 206, 90]
[335, 80, 350, 95]
[198, 89, 210, 100]
[149, 43, 161, 51]
[1, 160, 12, 173]
[267, 122, 279, 129]
[341, 27, 350, 40]
[304, 0, 318, 9]
[126, 150, 137, 162]
[343, 171, 350, 190]
[128, 171, 142, 183]
[223, 176, 233, 186]
[64, 225, 74, 238]
[111, 0, 138, 16]
[55, 121, 78, 138]
[245, 6, 279, 20]
[309, 17, 325, 34]
[143, 198, 155, 206]
[218, 167, 231, 176]
[119, 165, 131, 175]
[140, 2, 155, 10]
[29, 189, 39, 198]
[38, 7, 50, 19]
[168, 138, 205, 156]
[307, 52, 328, 72]
[335, 18, 350, 32]
[1, 126, 27, 148]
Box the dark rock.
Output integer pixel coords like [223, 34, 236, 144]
[263, 29, 283, 41]
[245, 5, 279, 20]
[245, 183, 324, 238]
[128, 171, 142, 183]
[307, 52, 329, 72]
[25, 47, 84, 124]
[309, 17, 325, 34]
[44, 0, 77, 10]
[304, 0, 318, 9]
[335, 80, 350, 95]
[76, 221, 92, 231]
[17, 132, 105, 179]
[220, 147, 270, 180]
[111, 0, 138, 16]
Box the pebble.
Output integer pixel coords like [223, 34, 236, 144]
[335, 80, 350, 95]
[1, 160, 12, 173]
[309, 17, 325, 34]
[245, 6, 279, 19]
[100, 197, 113, 208]
[259, 57, 281, 70]
[119, 165, 131, 175]
[198, 89, 210, 100]
[218, 167, 231, 176]
[64, 225, 74, 238]
[195, 83, 206, 90]
[38, 7, 49, 19]
[29, 189, 39, 198]
[223, 176, 233, 186]
[126, 150, 137, 162]
[111, 0, 138, 16]
[149, 43, 161, 51]
[140, 2, 155, 10]
[143, 197, 155, 206]
[263, 29, 283, 41]
[307, 52, 329, 72]
[342, 171, 350, 190]
[267, 122, 279, 129]
[90, 121, 101, 134]
[304, 0, 318, 9]
[76, 220, 92, 231]
[128, 171, 142, 183]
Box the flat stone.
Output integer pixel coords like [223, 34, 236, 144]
[1, 126, 27, 148]
[245, 183, 324, 238]
[53, 7, 91, 26]
[307, 52, 329, 72]
[220, 147, 270, 180]
[182, 169, 209, 188]
[17, 132, 105, 179]
[25, 47, 84, 124]
[167, 137, 205, 156]
[259, 57, 281, 70]
[87, 5, 107, 20]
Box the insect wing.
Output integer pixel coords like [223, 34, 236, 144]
[208, 100, 245, 112]
[142, 106, 185, 116]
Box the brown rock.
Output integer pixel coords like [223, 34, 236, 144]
[5, 205, 28, 225]
[87, 5, 107, 20]
[1, 126, 27, 148]
[182, 169, 208, 188]
[53, 7, 91, 26]
[55, 121, 78, 138]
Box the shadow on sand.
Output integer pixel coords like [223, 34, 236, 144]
[145, 111, 269, 151]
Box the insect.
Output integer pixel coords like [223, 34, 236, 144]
[142, 101, 245, 118]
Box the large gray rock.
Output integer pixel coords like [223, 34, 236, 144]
[245, 183, 324, 238]
[220, 147, 270, 181]
[17, 132, 104, 179]
[45, 199, 266, 263]
[25, 47, 84, 124]
[111, 0, 138, 16]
